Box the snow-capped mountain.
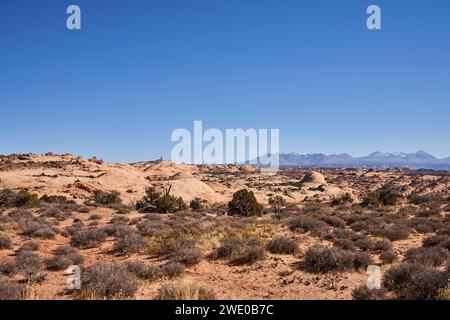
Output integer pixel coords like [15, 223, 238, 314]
[277, 151, 450, 170]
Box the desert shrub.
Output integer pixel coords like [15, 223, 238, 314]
[16, 242, 40, 254]
[369, 224, 410, 241]
[79, 262, 138, 299]
[160, 262, 186, 278]
[233, 245, 266, 265]
[423, 234, 450, 250]
[266, 236, 298, 254]
[40, 206, 66, 221]
[404, 247, 448, 267]
[0, 260, 17, 275]
[0, 235, 13, 250]
[352, 285, 388, 300]
[87, 190, 122, 206]
[380, 250, 398, 264]
[70, 228, 107, 248]
[353, 252, 374, 270]
[384, 264, 449, 300]
[303, 246, 369, 273]
[137, 220, 169, 237]
[331, 193, 354, 206]
[288, 216, 328, 237]
[331, 238, 355, 251]
[15, 250, 46, 283]
[0, 280, 23, 300]
[372, 239, 392, 252]
[8, 190, 40, 208]
[322, 215, 346, 228]
[171, 247, 203, 267]
[190, 198, 209, 211]
[64, 220, 85, 236]
[113, 232, 148, 254]
[155, 278, 216, 300]
[124, 261, 161, 280]
[410, 218, 440, 234]
[228, 189, 263, 217]
[268, 196, 287, 220]
[89, 214, 102, 221]
[40, 195, 75, 205]
[363, 190, 401, 207]
[136, 186, 187, 213]
[16, 216, 58, 239]
[45, 245, 83, 271]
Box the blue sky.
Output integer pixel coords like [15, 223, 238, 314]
[1, 0, 449, 162]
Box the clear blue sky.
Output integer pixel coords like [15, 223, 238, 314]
[1, 0, 449, 162]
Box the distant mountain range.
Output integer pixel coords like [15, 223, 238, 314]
[275, 151, 450, 170]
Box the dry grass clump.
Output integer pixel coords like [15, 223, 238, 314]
[70, 227, 107, 248]
[266, 236, 299, 254]
[39, 206, 68, 221]
[302, 245, 372, 273]
[45, 245, 84, 271]
[351, 285, 388, 300]
[77, 262, 138, 299]
[154, 278, 216, 300]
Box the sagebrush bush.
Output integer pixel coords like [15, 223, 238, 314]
[160, 262, 186, 278]
[380, 250, 397, 264]
[288, 216, 328, 237]
[303, 246, 370, 273]
[124, 261, 161, 280]
[171, 247, 203, 267]
[384, 263, 449, 300]
[266, 236, 298, 254]
[45, 245, 84, 271]
[0, 235, 13, 250]
[155, 278, 216, 300]
[404, 247, 448, 267]
[0, 280, 23, 300]
[233, 245, 266, 265]
[352, 285, 388, 300]
[0, 260, 17, 276]
[228, 189, 263, 217]
[79, 262, 138, 299]
[113, 232, 148, 254]
[70, 228, 107, 248]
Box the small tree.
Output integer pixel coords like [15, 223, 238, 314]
[190, 198, 209, 211]
[136, 185, 186, 213]
[228, 189, 263, 217]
